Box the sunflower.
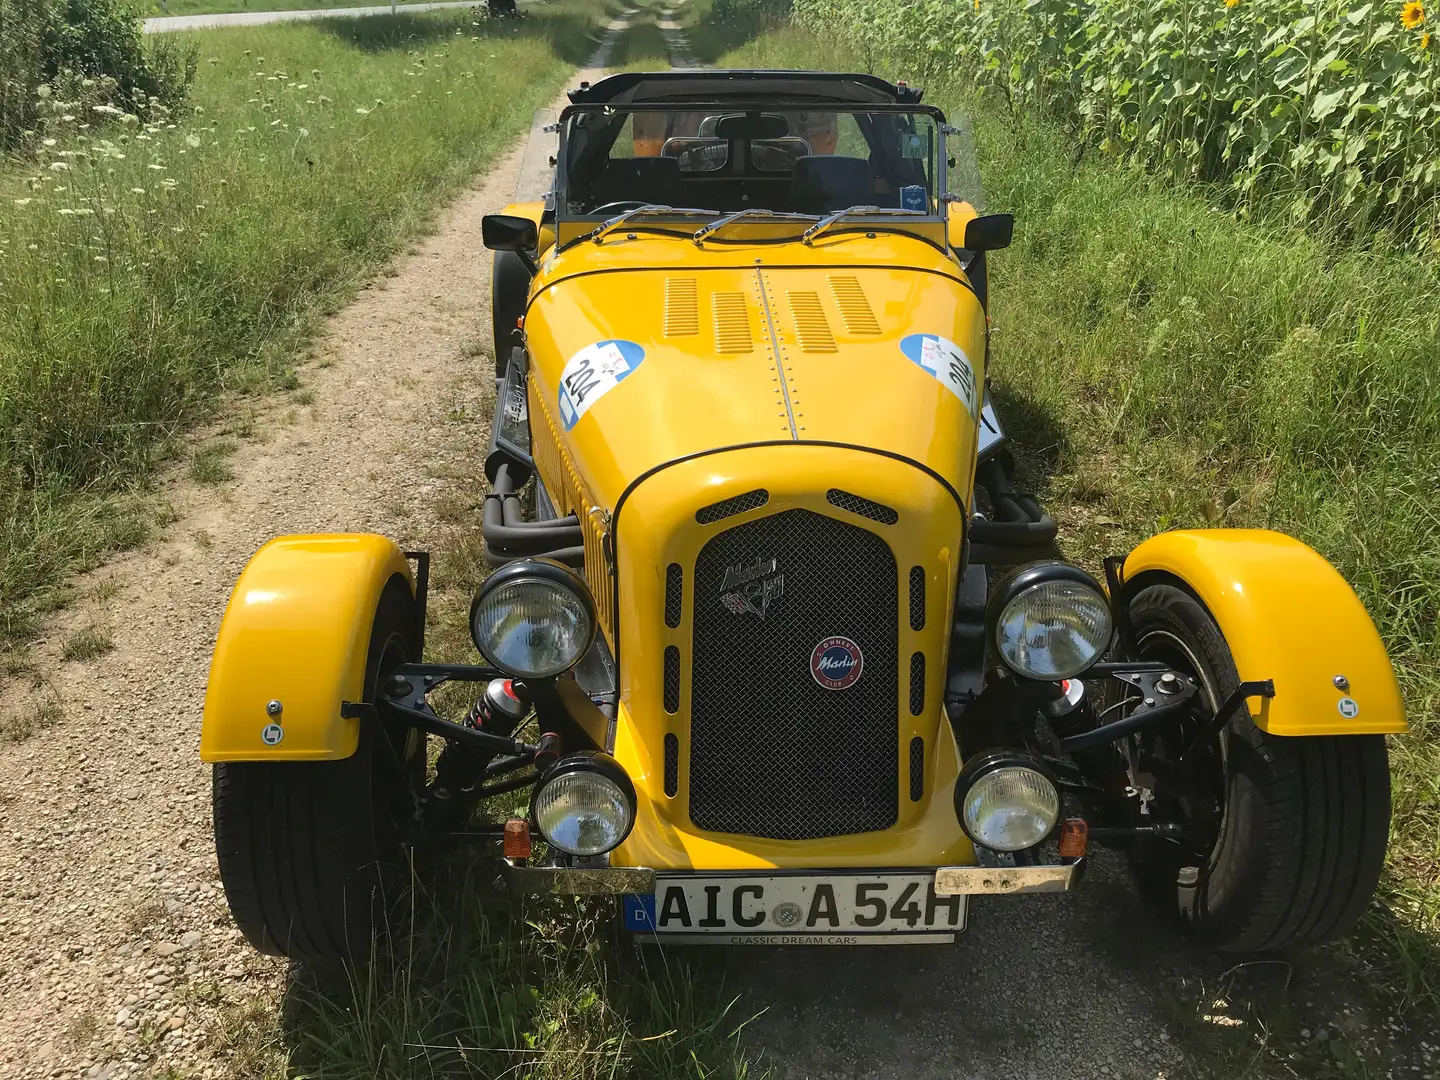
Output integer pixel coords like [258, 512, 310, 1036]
[1225, 0, 1240, 8]
[1401, 0, 1426, 28]
[1423, 30, 1432, 46]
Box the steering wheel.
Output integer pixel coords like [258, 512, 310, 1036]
[590, 201, 650, 215]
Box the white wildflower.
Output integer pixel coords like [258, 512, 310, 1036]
[57, 208, 75, 215]
[48, 161, 70, 171]
[42, 137, 57, 147]
[36, 84, 52, 99]
[131, 187, 145, 194]
[355, 107, 371, 115]
[120, 113, 139, 126]
[298, 127, 309, 137]
[185, 134, 200, 148]
[13, 198, 32, 207]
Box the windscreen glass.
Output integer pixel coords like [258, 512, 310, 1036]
[561, 107, 944, 217]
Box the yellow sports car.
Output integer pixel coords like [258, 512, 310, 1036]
[202, 71, 1405, 960]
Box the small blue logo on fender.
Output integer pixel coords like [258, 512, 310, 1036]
[811, 636, 864, 691]
[557, 339, 645, 431]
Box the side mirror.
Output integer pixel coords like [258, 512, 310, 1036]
[963, 213, 1014, 252]
[482, 214, 539, 253]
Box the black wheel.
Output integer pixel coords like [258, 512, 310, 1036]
[1126, 582, 1391, 952]
[213, 576, 423, 964]
[492, 248, 531, 378]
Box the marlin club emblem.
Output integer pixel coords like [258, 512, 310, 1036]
[719, 556, 784, 619]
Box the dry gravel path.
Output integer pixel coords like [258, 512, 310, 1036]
[143, 2, 476, 34]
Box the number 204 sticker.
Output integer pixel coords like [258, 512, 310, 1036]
[557, 339, 645, 431]
[900, 333, 979, 419]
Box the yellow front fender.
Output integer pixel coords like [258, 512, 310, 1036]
[1122, 529, 1405, 737]
[200, 534, 414, 762]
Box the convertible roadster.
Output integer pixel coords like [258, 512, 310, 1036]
[202, 71, 1405, 960]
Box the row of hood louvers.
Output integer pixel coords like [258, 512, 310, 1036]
[662, 274, 883, 354]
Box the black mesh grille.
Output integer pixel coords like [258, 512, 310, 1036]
[663, 646, 680, 714]
[696, 489, 768, 525]
[664, 734, 679, 797]
[909, 651, 925, 715]
[665, 563, 683, 628]
[826, 488, 898, 525]
[909, 566, 926, 630]
[909, 737, 924, 802]
[689, 508, 898, 839]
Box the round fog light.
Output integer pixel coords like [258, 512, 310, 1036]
[532, 753, 636, 857]
[959, 762, 1060, 853]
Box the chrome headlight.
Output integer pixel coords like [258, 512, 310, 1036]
[532, 753, 636, 857]
[956, 752, 1061, 853]
[470, 558, 597, 679]
[991, 563, 1112, 681]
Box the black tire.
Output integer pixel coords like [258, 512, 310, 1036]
[492, 248, 531, 378]
[213, 577, 422, 964]
[1126, 582, 1391, 952]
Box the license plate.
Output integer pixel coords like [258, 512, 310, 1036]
[623, 872, 965, 944]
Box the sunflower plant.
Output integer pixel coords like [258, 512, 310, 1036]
[795, 0, 1440, 247]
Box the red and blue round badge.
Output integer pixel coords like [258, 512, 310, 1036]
[811, 636, 864, 691]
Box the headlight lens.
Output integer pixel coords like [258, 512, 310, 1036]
[533, 757, 635, 857]
[471, 563, 596, 679]
[960, 765, 1060, 852]
[996, 579, 1112, 680]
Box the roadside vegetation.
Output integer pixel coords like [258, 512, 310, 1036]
[0, 1, 611, 648]
[726, 0, 1440, 1024]
[796, 0, 1440, 249]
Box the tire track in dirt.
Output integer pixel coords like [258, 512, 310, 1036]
[0, 47, 620, 1080]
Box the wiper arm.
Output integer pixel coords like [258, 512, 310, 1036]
[801, 205, 927, 246]
[693, 208, 817, 245]
[585, 205, 716, 245]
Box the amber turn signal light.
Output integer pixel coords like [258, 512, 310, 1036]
[503, 817, 532, 860]
[1058, 818, 1088, 859]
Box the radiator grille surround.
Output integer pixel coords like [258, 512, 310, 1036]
[688, 508, 899, 840]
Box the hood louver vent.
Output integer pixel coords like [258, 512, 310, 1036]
[829, 275, 881, 334]
[664, 278, 699, 337]
[712, 291, 753, 354]
[787, 291, 837, 353]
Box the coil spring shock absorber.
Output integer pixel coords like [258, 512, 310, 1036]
[427, 679, 530, 826]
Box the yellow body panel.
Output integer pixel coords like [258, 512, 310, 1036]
[523, 233, 985, 517]
[607, 448, 976, 871]
[1123, 529, 1406, 736]
[200, 534, 413, 762]
[518, 230, 987, 871]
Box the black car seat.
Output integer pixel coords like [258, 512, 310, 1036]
[790, 156, 877, 214]
[591, 156, 682, 207]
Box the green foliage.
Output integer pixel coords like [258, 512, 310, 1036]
[0, 10, 581, 639]
[794, 0, 1440, 248]
[1, 0, 198, 150]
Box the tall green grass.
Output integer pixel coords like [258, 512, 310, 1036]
[0, 4, 604, 643]
[720, 20, 1440, 1001]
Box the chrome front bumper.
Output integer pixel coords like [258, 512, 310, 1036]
[933, 859, 1084, 896]
[499, 859, 1082, 897]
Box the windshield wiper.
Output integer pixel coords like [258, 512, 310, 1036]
[693, 208, 817, 245]
[585, 205, 716, 245]
[801, 205, 927, 246]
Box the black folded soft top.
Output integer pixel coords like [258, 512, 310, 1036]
[566, 70, 924, 106]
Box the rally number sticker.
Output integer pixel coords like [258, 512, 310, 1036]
[900, 334, 979, 419]
[557, 340, 645, 431]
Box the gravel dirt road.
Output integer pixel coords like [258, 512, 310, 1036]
[0, 12, 1433, 1080]
[143, 2, 477, 34]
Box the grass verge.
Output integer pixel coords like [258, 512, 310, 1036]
[0, 2, 608, 646]
[715, 0, 1440, 1036]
